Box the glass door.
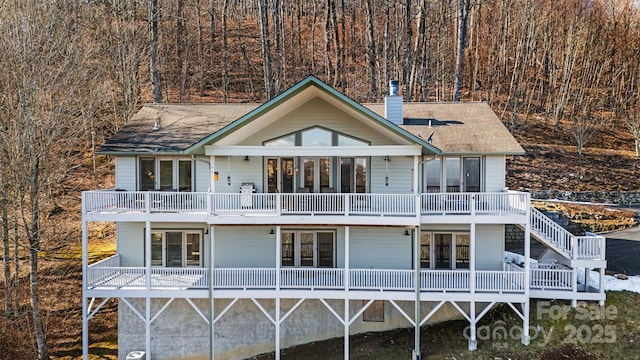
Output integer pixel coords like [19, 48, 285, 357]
[166, 232, 183, 267]
[317, 232, 334, 267]
[299, 232, 315, 267]
[434, 234, 452, 269]
[463, 157, 481, 192]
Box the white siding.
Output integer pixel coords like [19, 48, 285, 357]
[349, 228, 412, 269]
[484, 155, 505, 192]
[115, 156, 136, 190]
[212, 156, 264, 193]
[194, 156, 210, 192]
[214, 226, 276, 267]
[117, 223, 144, 266]
[370, 156, 414, 194]
[116, 222, 210, 267]
[475, 224, 504, 270]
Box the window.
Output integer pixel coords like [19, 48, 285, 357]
[420, 233, 430, 268]
[150, 230, 202, 267]
[421, 232, 470, 270]
[263, 128, 370, 194]
[340, 157, 368, 193]
[138, 157, 193, 191]
[445, 158, 461, 193]
[281, 230, 335, 267]
[425, 157, 482, 193]
[424, 158, 441, 193]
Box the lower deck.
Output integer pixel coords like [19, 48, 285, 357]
[85, 258, 604, 303]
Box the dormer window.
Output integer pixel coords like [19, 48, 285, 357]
[263, 126, 370, 147]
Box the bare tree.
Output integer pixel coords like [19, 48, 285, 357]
[453, 0, 470, 101]
[0, 1, 104, 358]
[149, 0, 163, 103]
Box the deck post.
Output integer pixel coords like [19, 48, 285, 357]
[275, 226, 281, 360]
[145, 220, 152, 357]
[522, 213, 531, 345]
[210, 225, 215, 359]
[470, 223, 476, 294]
[344, 226, 350, 360]
[82, 220, 89, 360]
[468, 301, 477, 350]
[413, 226, 421, 359]
[210, 155, 216, 192]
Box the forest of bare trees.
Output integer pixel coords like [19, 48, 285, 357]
[0, 0, 640, 358]
[81, 0, 640, 153]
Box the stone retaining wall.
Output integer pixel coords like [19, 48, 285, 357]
[530, 190, 640, 206]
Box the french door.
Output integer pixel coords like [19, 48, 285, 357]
[281, 231, 335, 267]
[420, 232, 471, 270]
[151, 230, 202, 267]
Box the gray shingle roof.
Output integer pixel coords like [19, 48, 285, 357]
[366, 102, 524, 155]
[99, 101, 523, 156]
[98, 103, 259, 154]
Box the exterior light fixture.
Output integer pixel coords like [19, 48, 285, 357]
[404, 229, 411, 236]
[244, 156, 250, 161]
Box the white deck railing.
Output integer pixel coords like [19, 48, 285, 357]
[421, 192, 528, 215]
[349, 269, 415, 290]
[475, 271, 525, 293]
[530, 267, 573, 290]
[87, 263, 532, 294]
[530, 208, 605, 260]
[212, 268, 276, 288]
[83, 190, 529, 218]
[281, 268, 344, 288]
[420, 270, 470, 291]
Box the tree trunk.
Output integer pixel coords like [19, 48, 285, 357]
[453, 0, 469, 101]
[26, 156, 47, 360]
[404, 0, 412, 102]
[258, 0, 274, 99]
[222, 0, 229, 102]
[364, 0, 377, 102]
[149, 0, 162, 103]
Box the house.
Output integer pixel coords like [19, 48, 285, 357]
[81, 76, 606, 360]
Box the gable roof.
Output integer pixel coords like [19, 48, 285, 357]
[98, 76, 522, 156]
[181, 75, 440, 154]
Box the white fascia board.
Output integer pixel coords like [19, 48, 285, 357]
[204, 145, 422, 157]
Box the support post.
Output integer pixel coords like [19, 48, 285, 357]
[210, 225, 215, 359]
[82, 220, 89, 360]
[210, 155, 216, 192]
[413, 226, 421, 359]
[470, 223, 476, 294]
[344, 226, 350, 360]
[275, 226, 281, 360]
[523, 213, 531, 346]
[145, 220, 152, 357]
[275, 297, 281, 360]
[468, 301, 477, 350]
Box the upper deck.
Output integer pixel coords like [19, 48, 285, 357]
[82, 190, 530, 225]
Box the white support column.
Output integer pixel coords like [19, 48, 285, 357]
[413, 155, 419, 194]
[82, 220, 89, 360]
[469, 223, 477, 351]
[344, 226, 350, 360]
[468, 302, 477, 350]
[600, 267, 606, 307]
[210, 155, 216, 192]
[413, 226, 421, 360]
[145, 220, 152, 357]
[275, 226, 281, 360]
[523, 218, 531, 345]
[470, 223, 476, 294]
[210, 225, 215, 359]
